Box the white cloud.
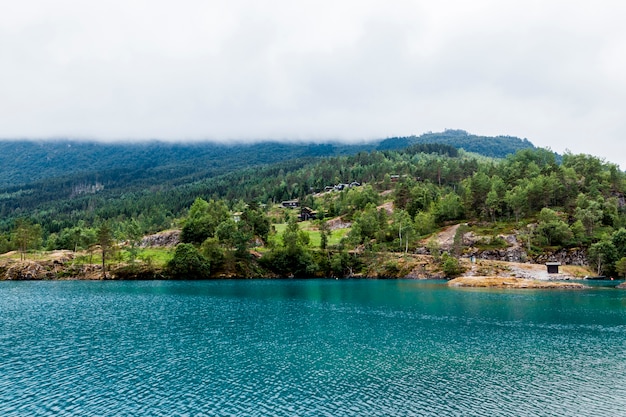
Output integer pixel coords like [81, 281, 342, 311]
[1, 0, 625, 167]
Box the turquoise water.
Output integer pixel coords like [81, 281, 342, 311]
[1, 280, 626, 416]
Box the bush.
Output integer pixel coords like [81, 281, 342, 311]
[166, 243, 211, 279]
[259, 247, 318, 277]
[441, 253, 464, 278]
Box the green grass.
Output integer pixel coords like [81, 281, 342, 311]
[136, 247, 173, 267]
[138, 248, 174, 264]
[4, 247, 175, 269]
[270, 222, 350, 248]
[468, 221, 517, 236]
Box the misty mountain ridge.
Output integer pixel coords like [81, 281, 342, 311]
[0, 130, 534, 188]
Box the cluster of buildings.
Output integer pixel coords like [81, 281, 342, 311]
[280, 200, 317, 221]
[323, 181, 361, 192]
[280, 181, 363, 222]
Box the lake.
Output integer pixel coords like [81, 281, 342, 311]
[1, 279, 626, 416]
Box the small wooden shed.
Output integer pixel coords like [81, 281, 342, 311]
[546, 262, 561, 274]
[298, 207, 317, 221]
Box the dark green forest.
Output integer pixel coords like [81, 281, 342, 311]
[0, 132, 533, 233]
[376, 129, 535, 157]
[0, 130, 532, 187]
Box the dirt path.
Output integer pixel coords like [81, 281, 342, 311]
[429, 224, 460, 250]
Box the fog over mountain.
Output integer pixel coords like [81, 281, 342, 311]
[2, 1, 625, 168]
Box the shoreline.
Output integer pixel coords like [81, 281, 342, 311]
[448, 276, 586, 289]
[0, 251, 620, 288]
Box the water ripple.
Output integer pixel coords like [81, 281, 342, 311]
[1, 280, 626, 416]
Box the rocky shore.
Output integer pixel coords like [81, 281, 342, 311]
[0, 245, 614, 286]
[448, 276, 586, 289]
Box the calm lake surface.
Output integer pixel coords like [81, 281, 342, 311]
[1, 279, 626, 416]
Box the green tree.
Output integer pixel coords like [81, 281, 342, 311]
[216, 219, 238, 248]
[612, 228, 626, 258]
[467, 170, 492, 217]
[96, 222, 115, 279]
[535, 208, 572, 246]
[348, 203, 381, 245]
[441, 252, 464, 277]
[392, 209, 415, 253]
[435, 193, 464, 223]
[282, 217, 301, 254]
[427, 239, 441, 262]
[504, 186, 528, 223]
[261, 218, 317, 277]
[569, 220, 586, 246]
[233, 222, 254, 257]
[414, 209, 436, 236]
[240, 203, 271, 241]
[615, 257, 626, 278]
[166, 243, 211, 279]
[181, 198, 230, 244]
[330, 251, 353, 277]
[319, 221, 329, 250]
[58, 226, 85, 252]
[12, 219, 42, 261]
[574, 197, 603, 237]
[200, 237, 225, 268]
[588, 239, 618, 276]
[485, 189, 500, 222]
[123, 219, 143, 264]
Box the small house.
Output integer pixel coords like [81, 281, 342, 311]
[298, 207, 317, 221]
[281, 200, 300, 208]
[546, 262, 561, 274]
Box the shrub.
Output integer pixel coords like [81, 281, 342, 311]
[166, 243, 211, 279]
[441, 253, 464, 278]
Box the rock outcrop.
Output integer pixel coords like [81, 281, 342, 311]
[141, 230, 180, 248]
[0, 259, 105, 280]
[460, 232, 588, 266]
[448, 276, 585, 289]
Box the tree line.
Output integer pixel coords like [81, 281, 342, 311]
[3, 143, 626, 278]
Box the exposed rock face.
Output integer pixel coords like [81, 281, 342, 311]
[141, 230, 180, 248]
[325, 217, 352, 231]
[5, 261, 54, 280]
[0, 259, 104, 280]
[467, 247, 527, 263]
[461, 232, 588, 266]
[531, 248, 587, 266]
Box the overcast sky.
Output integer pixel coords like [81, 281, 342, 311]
[2, 1, 625, 167]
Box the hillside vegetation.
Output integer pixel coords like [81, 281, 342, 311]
[0, 131, 532, 233]
[377, 129, 534, 158]
[3, 131, 625, 280]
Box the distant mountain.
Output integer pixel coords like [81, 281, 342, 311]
[0, 140, 371, 188]
[376, 130, 535, 158]
[0, 131, 533, 188]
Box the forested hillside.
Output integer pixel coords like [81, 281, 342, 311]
[0, 131, 532, 187]
[166, 146, 626, 279]
[2, 136, 626, 280]
[0, 140, 369, 187]
[377, 129, 535, 158]
[0, 132, 533, 232]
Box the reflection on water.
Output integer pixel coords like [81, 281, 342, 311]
[1, 280, 626, 416]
